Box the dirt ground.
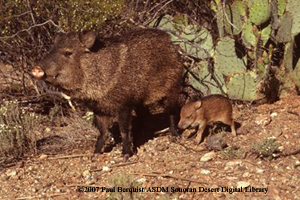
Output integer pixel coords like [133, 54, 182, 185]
[1, 95, 300, 200]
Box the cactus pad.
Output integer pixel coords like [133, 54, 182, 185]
[214, 37, 247, 76]
[226, 71, 265, 101]
[248, 0, 271, 26]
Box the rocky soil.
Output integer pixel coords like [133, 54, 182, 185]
[1, 95, 300, 200]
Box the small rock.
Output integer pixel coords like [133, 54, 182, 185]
[278, 146, 284, 151]
[242, 172, 250, 177]
[237, 181, 250, 188]
[256, 168, 264, 174]
[200, 169, 211, 175]
[137, 178, 146, 183]
[102, 166, 111, 172]
[270, 112, 278, 118]
[39, 154, 48, 159]
[6, 170, 17, 177]
[295, 160, 300, 168]
[226, 161, 242, 168]
[44, 127, 51, 133]
[82, 170, 92, 180]
[255, 115, 271, 126]
[200, 152, 216, 162]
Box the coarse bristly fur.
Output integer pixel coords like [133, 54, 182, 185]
[32, 28, 184, 158]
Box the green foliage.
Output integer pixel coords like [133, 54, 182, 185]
[286, 0, 300, 36]
[225, 71, 265, 101]
[0, 0, 125, 34]
[248, 0, 271, 26]
[277, 0, 287, 17]
[150, 14, 214, 59]
[275, 12, 292, 43]
[0, 99, 42, 158]
[224, 1, 244, 35]
[250, 138, 281, 159]
[107, 173, 142, 200]
[242, 20, 256, 48]
[214, 37, 246, 76]
[187, 61, 226, 95]
[220, 147, 244, 160]
[180, 25, 214, 59]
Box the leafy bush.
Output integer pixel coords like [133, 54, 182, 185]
[0, 99, 42, 158]
[108, 173, 142, 200]
[250, 138, 281, 159]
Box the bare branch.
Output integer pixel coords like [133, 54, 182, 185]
[0, 20, 62, 40]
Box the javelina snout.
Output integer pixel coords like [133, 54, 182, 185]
[33, 28, 183, 159]
[31, 66, 45, 79]
[178, 95, 236, 144]
[178, 100, 202, 130]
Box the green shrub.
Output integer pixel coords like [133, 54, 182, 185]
[0, 99, 41, 158]
[250, 138, 281, 159]
[108, 173, 142, 200]
[220, 147, 245, 160]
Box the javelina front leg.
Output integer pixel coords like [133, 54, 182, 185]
[94, 115, 112, 154]
[169, 114, 179, 137]
[195, 121, 207, 144]
[118, 108, 133, 160]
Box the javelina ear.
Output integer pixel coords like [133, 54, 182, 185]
[194, 101, 202, 109]
[80, 31, 96, 49]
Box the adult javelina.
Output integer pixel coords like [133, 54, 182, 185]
[32, 29, 183, 158]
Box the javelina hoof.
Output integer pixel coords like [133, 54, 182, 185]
[94, 148, 102, 154]
[123, 154, 130, 162]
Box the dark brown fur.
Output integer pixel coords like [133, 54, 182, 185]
[32, 29, 183, 158]
[178, 94, 236, 144]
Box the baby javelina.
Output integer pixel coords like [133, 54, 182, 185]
[178, 94, 236, 144]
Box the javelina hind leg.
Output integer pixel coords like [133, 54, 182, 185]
[94, 115, 113, 154]
[223, 118, 237, 136]
[195, 121, 207, 144]
[118, 108, 134, 160]
[231, 121, 237, 136]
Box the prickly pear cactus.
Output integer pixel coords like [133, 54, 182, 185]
[277, 0, 287, 16]
[150, 15, 214, 59]
[233, 0, 247, 17]
[214, 37, 247, 76]
[187, 61, 226, 95]
[179, 25, 214, 59]
[248, 0, 271, 26]
[261, 25, 271, 45]
[286, 0, 300, 36]
[242, 20, 257, 48]
[225, 71, 265, 101]
[275, 13, 292, 43]
[224, 1, 244, 35]
[291, 60, 300, 88]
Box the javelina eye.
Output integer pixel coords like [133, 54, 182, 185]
[64, 51, 73, 57]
